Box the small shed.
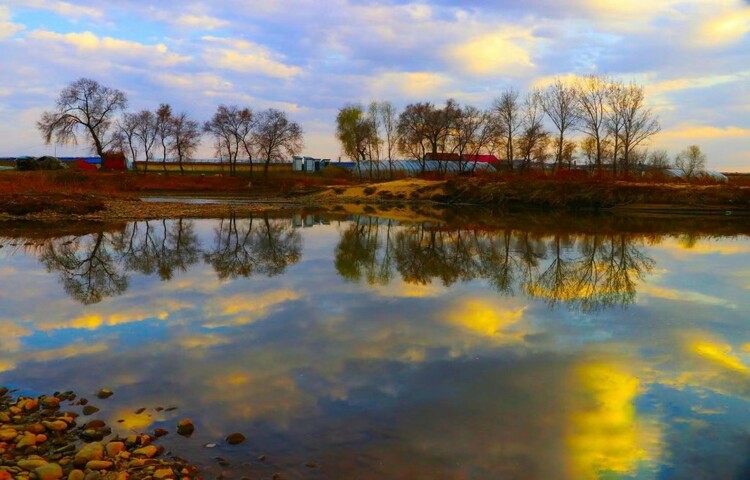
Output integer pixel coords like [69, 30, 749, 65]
[102, 152, 127, 171]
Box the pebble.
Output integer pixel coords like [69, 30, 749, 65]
[34, 462, 63, 480]
[82, 406, 99, 416]
[176, 419, 194, 437]
[95, 389, 113, 400]
[225, 433, 245, 445]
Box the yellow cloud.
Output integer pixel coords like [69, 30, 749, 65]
[27, 30, 190, 66]
[639, 284, 735, 308]
[699, 7, 750, 46]
[369, 71, 449, 98]
[659, 124, 750, 141]
[566, 362, 661, 479]
[174, 14, 229, 30]
[691, 340, 749, 374]
[29, 342, 109, 363]
[446, 299, 527, 338]
[449, 30, 535, 76]
[201, 36, 301, 78]
[202, 289, 299, 328]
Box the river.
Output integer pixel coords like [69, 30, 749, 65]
[1, 210, 749, 479]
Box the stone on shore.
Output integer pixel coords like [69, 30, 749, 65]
[35, 462, 63, 480]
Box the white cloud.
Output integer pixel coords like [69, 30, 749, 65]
[8, 0, 103, 19]
[0, 6, 25, 40]
[201, 36, 301, 78]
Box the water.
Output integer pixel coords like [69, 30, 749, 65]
[1, 211, 750, 479]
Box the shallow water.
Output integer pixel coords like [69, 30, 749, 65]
[1, 212, 750, 479]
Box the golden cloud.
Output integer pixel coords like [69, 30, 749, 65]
[448, 30, 535, 77]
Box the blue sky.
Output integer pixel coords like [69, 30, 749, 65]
[0, 0, 748, 169]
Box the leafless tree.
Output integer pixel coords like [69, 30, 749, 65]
[613, 82, 661, 176]
[517, 91, 549, 171]
[118, 113, 140, 166]
[397, 103, 431, 173]
[453, 105, 491, 172]
[605, 80, 627, 175]
[37, 78, 127, 158]
[648, 149, 671, 170]
[541, 78, 578, 171]
[252, 108, 304, 178]
[203, 105, 252, 175]
[492, 89, 523, 171]
[575, 75, 609, 174]
[376, 101, 399, 176]
[170, 112, 202, 174]
[155, 103, 173, 172]
[675, 145, 706, 180]
[133, 110, 157, 174]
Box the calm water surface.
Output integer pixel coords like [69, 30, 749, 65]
[1, 212, 750, 479]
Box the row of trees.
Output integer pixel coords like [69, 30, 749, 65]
[37, 78, 304, 176]
[336, 75, 664, 175]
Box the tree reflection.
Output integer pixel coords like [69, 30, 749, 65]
[204, 213, 302, 279]
[40, 232, 128, 305]
[334, 218, 656, 312]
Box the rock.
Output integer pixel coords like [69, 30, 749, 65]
[68, 470, 85, 480]
[23, 399, 39, 411]
[153, 428, 168, 437]
[105, 442, 124, 458]
[27, 423, 46, 434]
[74, 442, 104, 466]
[0, 412, 10, 422]
[95, 389, 113, 400]
[84, 420, 106, 429]
[84, 460, 112, 471]
[42, 420, 69, 431]
[17, 458, 48, 470]
[0, 387, 8, 396]
[176, 419, 194, 437]
[153, 468, 175, 479]
[41, 397, 61, 408]
[36, 434, 48, 443]
[82, 406, 99, 416]
[0, 470, 12, 480]
[132, 445, 158, 458]
[226, 433, 245, 445]
[16, 431, 38, 449]
[0, 429, 18, 441]
[34, 462, 63, 480]
[134, 408, 146, 415]
[81, 427, 111, 442]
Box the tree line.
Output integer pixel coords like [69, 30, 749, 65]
[37, 78, 304, 176]
[335, 75, 681, 176]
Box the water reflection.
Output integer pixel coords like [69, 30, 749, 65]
[2, 213, 750, 479]
[26, 214, 302, 304]
[335, 218, 655, 312]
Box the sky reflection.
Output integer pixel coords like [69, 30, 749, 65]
[1, 213, 750, 479]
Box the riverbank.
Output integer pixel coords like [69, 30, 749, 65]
[2, 171, 750, 221]
[0, 387, 199, 479]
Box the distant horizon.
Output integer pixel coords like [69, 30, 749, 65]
[0, 1, 747, 170]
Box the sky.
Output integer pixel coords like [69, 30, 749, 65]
[0, 0, 748, 170]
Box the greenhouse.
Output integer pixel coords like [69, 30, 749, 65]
[344, 159, 497, 178]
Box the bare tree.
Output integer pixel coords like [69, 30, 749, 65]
[492, 89, 522, 171]
[517, 91, 549, 171]
[203, 105, 251, 175]
[170, 112, 202, 174]
[377, 101, 399, 176]
[37, 78, 127, 158]
[605, 80, 626, 175]
[253, 109, 304, 178]
[614, 82, 661, 176]
[575, 75, 609, 174]
[675, 145, 706, 180]
[453, 105, 491, 172]
[648, 149, 671, 171]
[118, 113, 140, 166]
[541, 78, 578, 172]
[155, 103, 173, 172]
[397, 103, 431, 173]
[133, 110, 157, 174]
